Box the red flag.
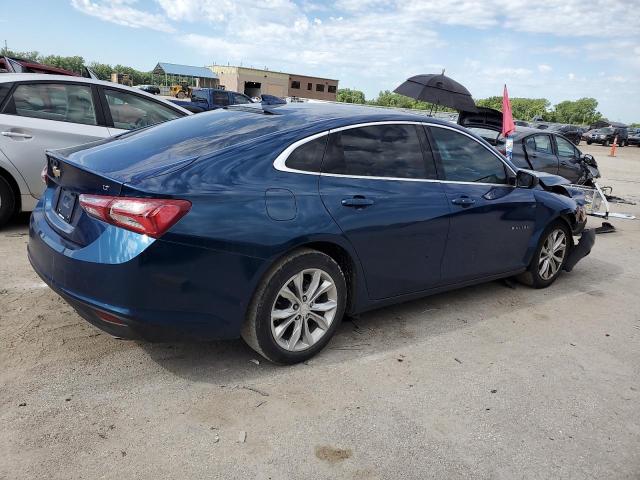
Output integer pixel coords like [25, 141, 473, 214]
[502, 84, 515, 137]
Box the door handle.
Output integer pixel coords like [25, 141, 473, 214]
[451, 196, 476, 207]
[341, 196, 374, 208]
[1, 131, 33, 139]
[560, 161, 569, 166]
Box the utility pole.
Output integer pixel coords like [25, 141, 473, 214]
[2, 40, 7, 56]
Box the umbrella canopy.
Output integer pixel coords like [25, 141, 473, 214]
[394, 73, 477, 112]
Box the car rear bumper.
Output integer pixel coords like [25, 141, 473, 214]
[28, 203, 262, 341]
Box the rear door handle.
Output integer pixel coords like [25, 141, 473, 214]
[451, 197, 476, 207]
[341, 196, 374, 208]
[1, 131, 33, 139]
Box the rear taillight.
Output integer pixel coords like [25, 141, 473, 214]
[78, 195, 191, 238]
[41, 165, 48, 185]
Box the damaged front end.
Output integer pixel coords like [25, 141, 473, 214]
[518, 169, 595, 271]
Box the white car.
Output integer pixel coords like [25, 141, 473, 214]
[0, 74, 191, 227]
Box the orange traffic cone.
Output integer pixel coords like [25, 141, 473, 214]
[609, 136, 618, 157]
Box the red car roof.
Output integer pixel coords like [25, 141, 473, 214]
[0, 57, 79, 76]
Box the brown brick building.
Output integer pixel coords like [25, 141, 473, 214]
[287, 73, 339, 101]
[207, 65, 338, 101]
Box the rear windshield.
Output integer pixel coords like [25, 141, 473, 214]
[58, 108, 308, 174]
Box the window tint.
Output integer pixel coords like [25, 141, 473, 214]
[430, 127, 507, 184]
[213, 91, 229, 106]
[533, 134, 553, 154]
[232, 93, 251, 104]
[291, 81, 300, 89]
[5, 83, 97, 125]
[555, 136, 578, 158]
[285, 136, 328, 172]
[104, 89, 181, 130]
[322, 124, 429, 179]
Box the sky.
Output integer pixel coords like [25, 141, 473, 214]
[2, 0, 639, 123]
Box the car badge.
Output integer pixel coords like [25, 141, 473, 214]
[52, 165, 61, 178]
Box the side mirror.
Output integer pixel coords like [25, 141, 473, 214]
[516, 170, 539, 189]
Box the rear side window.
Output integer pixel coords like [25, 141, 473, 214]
[531, 134, 553, 154]
[3, 83, 97, 125]
[104, 89, 182, 130]
[213, 91, 229, 106]
[430, 127, 507, 184]
[285, 136, 328, 172]
[322, 124, 429, 179]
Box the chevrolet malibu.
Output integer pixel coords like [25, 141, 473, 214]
[28, 103, 595, 364]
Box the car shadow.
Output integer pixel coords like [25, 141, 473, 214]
[141, 254, 622, 384]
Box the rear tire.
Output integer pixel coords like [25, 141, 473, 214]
[518, 222, 571, 289]
[586, 140, 592, 145]
[604, 139, 610, 147]
[0, 176, 16, 228]
[241, 248, 347, 364]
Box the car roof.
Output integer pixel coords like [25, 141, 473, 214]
[0, 73, 191, 115]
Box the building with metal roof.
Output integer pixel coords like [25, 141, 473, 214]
[152, 62, 219, 88]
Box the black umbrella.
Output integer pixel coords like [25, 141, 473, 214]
[394, 71, 477, 112]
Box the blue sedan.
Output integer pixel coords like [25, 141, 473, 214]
[28, 103, 595, 363]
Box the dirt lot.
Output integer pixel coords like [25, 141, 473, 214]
[1, 144, 639, 479]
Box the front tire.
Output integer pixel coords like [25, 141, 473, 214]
[519, 222, 571, 288]
[241, 249, 347, 364]
[0, 176, 16, 228]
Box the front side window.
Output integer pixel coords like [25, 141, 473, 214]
[104, 89, 182, 130]
[322, 124, 429, 179]
[430, 127, 507, 184]
[285, 136, 328, 172]
[4, 83, 97, 125]
[555, 136, 578, 158]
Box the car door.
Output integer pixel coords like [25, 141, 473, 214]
[0, 81, 110, 199]
[427, 125, 537, 284]
[318, 123, 450, 300]
[554, 135, 581, 182]
[523, 134, 559, 175]
[100, 87, 185, 135]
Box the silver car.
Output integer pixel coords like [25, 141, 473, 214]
[0, 74, 191, 227]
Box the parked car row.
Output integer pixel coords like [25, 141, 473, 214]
[583, 126, 630, 146]
[0, 69, 596, 363]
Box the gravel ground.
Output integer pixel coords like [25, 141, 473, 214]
[1, 144, 639, 479]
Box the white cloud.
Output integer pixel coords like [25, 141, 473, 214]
[70, 0, 175, 32]
[538, 64, 552, 73]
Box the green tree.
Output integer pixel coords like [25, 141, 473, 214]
[39, 55, 85, 74]
[552, 98, 602, 125]
[476, 97, 551, 121]
[336, 88, 366, 104]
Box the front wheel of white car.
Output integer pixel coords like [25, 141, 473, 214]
[241, 248, 347, 364]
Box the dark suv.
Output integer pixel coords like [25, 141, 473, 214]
[585, 126, 629, 146]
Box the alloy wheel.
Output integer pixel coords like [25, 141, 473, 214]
[270, 268, 338, 352]
[538, 229, 567, 280]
